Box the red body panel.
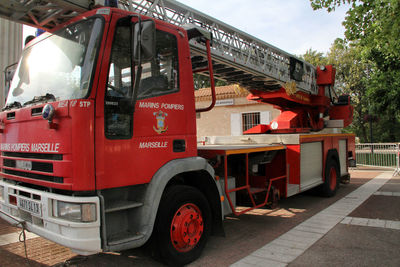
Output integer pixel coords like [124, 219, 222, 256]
[300, 133, 355, 183]
[0, 100, 95, 191]
[316, 65, 336, 85]
[284, 133, 355, 195]
[94, 11, 197, 190]
[245, 65, 353, 133]
[330, 104, 354, 127]
[243, 124, 270, 134]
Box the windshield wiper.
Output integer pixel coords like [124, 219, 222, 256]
[23, 93, 56, 106]
[2, 101, 22, 111]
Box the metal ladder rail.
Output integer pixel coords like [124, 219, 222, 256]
[0, 0, 95, 30]
[0, 0, 317, 93]
[118, 0, 317, 94]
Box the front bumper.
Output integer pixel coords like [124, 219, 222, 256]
[0, 180, 101, 255]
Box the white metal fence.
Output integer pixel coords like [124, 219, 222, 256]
[356, 143, 400, 175]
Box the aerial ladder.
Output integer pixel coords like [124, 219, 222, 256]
[0, 0, 352, 133]
[0, 0, 316, 92]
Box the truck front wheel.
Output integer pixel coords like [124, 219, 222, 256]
[153, 185, 211, 266]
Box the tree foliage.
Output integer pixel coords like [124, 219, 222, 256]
[327, 39, 372, 141]
[301, 48, 328, 66]
[193, 74, 227, 90]
[309, 0, 400, 142]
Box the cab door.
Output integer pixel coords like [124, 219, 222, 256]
[95, 15, 196, 190]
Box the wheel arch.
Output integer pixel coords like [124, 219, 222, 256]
[171, 169, 225, 236]
[135, 157, 223, 247]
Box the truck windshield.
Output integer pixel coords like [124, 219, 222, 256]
[6, 18, 103, 106]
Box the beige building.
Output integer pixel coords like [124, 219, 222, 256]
[0, 18, 22, 107]
[195, 85, 280, 137]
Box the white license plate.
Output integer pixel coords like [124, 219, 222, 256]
[16, 160, 32, 171]
[18, 198, 42, 216]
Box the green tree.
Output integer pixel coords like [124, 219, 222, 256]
[326, 39, 371, 142]
[193, 73, 227, 90]
[310, 0, 400, 142]
[301, 41, 372, 141]
[310, 0, 400, 61]
[300, 48, 328, 66]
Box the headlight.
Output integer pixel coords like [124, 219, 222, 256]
[53, 200, 96, 222]
[0, 186, 4, 201]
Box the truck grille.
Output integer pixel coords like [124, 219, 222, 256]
[2, 152, 62, 160]
[3, 159, 53, 173]
[1, 152, 64, 183]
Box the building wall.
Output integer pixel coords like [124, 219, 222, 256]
[196, 97, 280, 137]
[0, 18, 22, 107]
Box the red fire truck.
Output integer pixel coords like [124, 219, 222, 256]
[0, 0, 355, 265]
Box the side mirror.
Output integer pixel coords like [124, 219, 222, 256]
[133, 20, 156, 62]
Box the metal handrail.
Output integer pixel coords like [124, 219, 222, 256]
[355, 143, 400, 176]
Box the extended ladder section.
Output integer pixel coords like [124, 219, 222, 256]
[0, 0, 317, 94]
[0, 0, 93, 29]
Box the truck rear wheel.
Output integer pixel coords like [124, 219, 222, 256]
[319, 158, 340, 197]
[153, 185, 211, 266]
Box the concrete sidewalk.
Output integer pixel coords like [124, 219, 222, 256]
[232, 171, 400, 267]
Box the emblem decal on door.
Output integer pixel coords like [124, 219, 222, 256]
[153, 110, 168, 134]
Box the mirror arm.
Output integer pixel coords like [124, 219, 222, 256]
[130, 15, 143, 113]
[131, 65, 142, 113]
[196, 39, 216, 113]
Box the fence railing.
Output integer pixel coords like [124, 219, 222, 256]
[356, 143, 400, 175]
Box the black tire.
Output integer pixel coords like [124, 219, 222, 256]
[152, 185, 211, 266]
[319, 158, 340, 197]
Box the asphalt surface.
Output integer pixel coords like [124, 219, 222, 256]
[0, 168, 399, 267]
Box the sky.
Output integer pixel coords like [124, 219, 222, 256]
[23, 0, 350, 56]
[175, 0, 350, 56]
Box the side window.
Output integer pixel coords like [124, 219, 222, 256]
[137, 30, 179, 99]
[104, 25, 179, 139]
[105, 24, 132, 139]
[107, 26, 131, 97]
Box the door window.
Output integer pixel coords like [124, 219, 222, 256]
[137, 30, 179, 99]
[105, 22, 180, 139]
[105, 24, 132, 139]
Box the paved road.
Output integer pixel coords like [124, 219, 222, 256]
[0, 169, 399, 266]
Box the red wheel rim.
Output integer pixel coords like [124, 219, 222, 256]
[329, 167, 337, 191]
[170, 203, 204, 252]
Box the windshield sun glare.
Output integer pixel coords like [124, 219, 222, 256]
[6, 18, 103, 107]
